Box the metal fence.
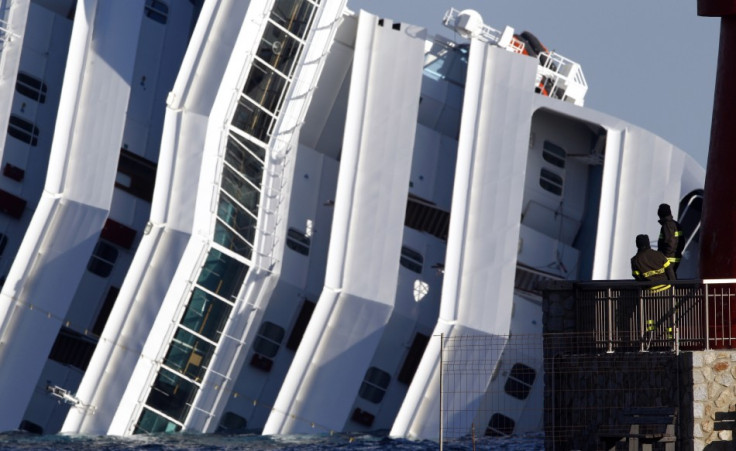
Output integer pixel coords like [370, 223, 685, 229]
[551, 279, 736, 353]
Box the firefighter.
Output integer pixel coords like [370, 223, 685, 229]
[631, 234, 675, 292]
[657, 203, 684, 276]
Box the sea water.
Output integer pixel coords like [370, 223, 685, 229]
[0, 432, 545, 450]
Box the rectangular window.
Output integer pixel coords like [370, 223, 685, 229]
[257, 22, 303, 76]
[0, 189, 26, 218]
[8, 115, 39, 146]
[286, 299, 315, 350]
[397, 333, 430, 384]
[232, 96, 274, 144]
[358, 367, 391, 404]
[134, 408, 181, 434]
[539, 168, 563, 196]
[87, 240, 119, 278]
[253, 321, 285, 358]
[214, 220, 253, 260]
[145, 368, 197, 422]
[225, 135, 265, 184]
[144, 0, 168, 24]
[270, 0, 316, 40]
[16, 72, 47, 103]
[504, 362, 536, 400]
[221, 166, 260, 214]
[286, 228, 310, 256]
[196, 248, 249, 301]
[180, 288, 233, 342]
[116, 149, 157, 202]
[91, 286, 119, 336]
[400, 246, 423, 273]
[48, 327, 97, 371]
[244, 59, 289, 115]
[542, 140, 566, 168]
[217, 195, 257, 246]
[163, 327, 215, 382]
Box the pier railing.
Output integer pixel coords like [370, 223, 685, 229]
[542, 279, 736, 353]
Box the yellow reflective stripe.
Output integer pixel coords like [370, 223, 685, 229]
[675, 231, 683, 236]
[633, 270, 641, 276]
[642, 261, 668, 278]
[650, 284, 671, 292]
[667, 257, 681, 263]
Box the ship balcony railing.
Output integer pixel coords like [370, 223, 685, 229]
[542, 279, 736, 353]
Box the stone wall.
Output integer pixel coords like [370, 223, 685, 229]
[542, 282, 736, 450]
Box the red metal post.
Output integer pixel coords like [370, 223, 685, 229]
[699, 1, 736, 279]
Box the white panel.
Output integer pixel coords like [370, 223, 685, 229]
[392, 39, 538, 440]
[264, 12, 426, 434]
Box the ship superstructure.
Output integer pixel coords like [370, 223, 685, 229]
[0, 0, 703, 440]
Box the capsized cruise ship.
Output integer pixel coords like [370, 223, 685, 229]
[0, 0, 704, 440]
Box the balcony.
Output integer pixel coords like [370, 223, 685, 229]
[542, 279, 736, 353]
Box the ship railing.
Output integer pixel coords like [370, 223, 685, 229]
[536, 50, 588, 106]
[542, 279, 736, 353]
[442, 7, 525, 54]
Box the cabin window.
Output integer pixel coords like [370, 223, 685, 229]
[542, 140, 566, 168]
[286, 228, 310, 256]
[217, 411, 247, 433]
[257, 21, 303, 76]
[91, 286, 119, 336]
[180, 288, 233, 342]
[48, 327, 96, 371]
[358, 367, 391, 404]
[8, 115, 39, 146]
[286, 299, 315, 350]
[116, 149, 157, 202]
[16, 72, 47, 103]
[400, 246, 423, 273]
[87, 240, 118, 278]
[134, 408, 181, 433]
[144, 368, 197, 422]
[504, 362, 536, 400]
[253, 321, 285, 358]
[163, 327, 214, 382]
[539, 168, 563, 196]
[144, 0, 168, 24]
[196, 248, 248, 302]
[485, 413, 515, 436]
[270, 0, 317, 40]
[397, 333, 430, 384]
[244, 59, 289, 115]
[0, 233, 7, 257]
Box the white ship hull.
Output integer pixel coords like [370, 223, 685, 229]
[0, 0, 703, 440]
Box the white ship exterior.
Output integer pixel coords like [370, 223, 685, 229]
[0, 0, 704, 440]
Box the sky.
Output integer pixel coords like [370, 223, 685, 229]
[348, 0, 719, 168]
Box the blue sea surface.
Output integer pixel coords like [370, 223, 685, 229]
[0, 432, 545, 450]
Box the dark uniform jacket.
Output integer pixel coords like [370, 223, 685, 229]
[658, 215, 684, 268]
[631, 248, 675, 292]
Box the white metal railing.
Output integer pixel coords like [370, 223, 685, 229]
[442, 7, 587, 105]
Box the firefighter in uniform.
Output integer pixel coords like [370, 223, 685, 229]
[657, 203, 684, 277]
[631, 234, 675, 292]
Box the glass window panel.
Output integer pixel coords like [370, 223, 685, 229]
[270, 0, 316, 40]
[214, 220, 253, 259]
[16, 72, 47, 103]
[218, 193, 258, 244]
[257, 22, 303, 75]
[485, 413, 515, 437]
[253, 321, 285, 358]
[134, 408, 181, 434]
[145, 368, 197, 422]
[145, 0, 168, 24]
[365, 366, 391, 388]
[197, 248, 248, 301]
[286, 228, 310, 255]
[163, 327, 215, 382]
[8, 115, 39, 146]
[232, 97, 274, 143]
[221, 166, 260, 214]
[225, 137, 265, 188]
[181, 288, 233, 342]
[540, 168, 563, 195]
[244, 59, 289, 115]
[542, 140, 566, 168]
[400, 246, 423, 273]
[228, 133, 266, 162]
